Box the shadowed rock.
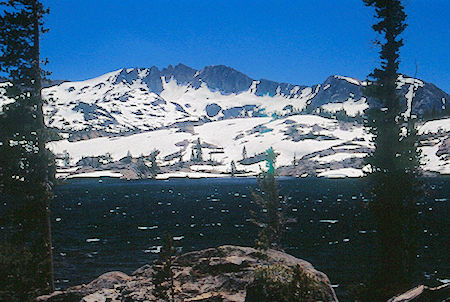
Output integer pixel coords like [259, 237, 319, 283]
[36, 245, 338, 302]
[387, 283, 449, 302]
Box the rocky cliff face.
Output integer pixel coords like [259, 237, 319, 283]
[36, 245, 338, 302]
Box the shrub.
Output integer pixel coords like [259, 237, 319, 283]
[245, 264, 328, 302]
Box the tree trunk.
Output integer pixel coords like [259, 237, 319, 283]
[32, 0, 54, 292]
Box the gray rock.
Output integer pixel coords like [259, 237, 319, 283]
[310, 76, 364, 108]
[387, 283, 449, 302]
[191, 65, 253, 95]
[36, 245, 338, 302]
[206, 103, 222, 117]
[161, 63, 197, 85]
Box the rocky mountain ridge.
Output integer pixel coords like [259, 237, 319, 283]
[37, 64, 448, 136]
[1, 64, 449, 178]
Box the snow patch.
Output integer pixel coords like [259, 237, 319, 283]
[334, 75, 361, 86]
[317, 168, 364, 178]
[419, 118, 450, 134]
[321, 97, 368, 117]
[397, 75, 424, 119]
[314, 153, 366, 164]
[67, 170, 123, 178]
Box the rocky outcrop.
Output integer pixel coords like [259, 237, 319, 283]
[36, 245, 338, 302]
[387, 283, 449, 302]
[437, 137, 450, 160]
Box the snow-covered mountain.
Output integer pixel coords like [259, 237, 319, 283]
[40, 64, 449, 136]
[1, 64, 449, 178]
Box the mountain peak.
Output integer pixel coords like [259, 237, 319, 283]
[192, 65, 253, 94]
[161, 63, 197, 85]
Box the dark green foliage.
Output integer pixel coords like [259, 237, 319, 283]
[178, 150, 183, 168]
[148, 149, 160, 174]
[334, 109, 364, 123]
[333, 109, 348, 121]
[422, 106, 449, 121]
[230, 160, 236, 176]
[192, 137, 203, 162]
[45, 127, 63, 141]
[345, 281, 370, 302]
[120, 150, 133, 163]
[315, 107, 364, 123]
[245, 264, 328, 302]
[250, 147, 283, 250]
[152, 234, 177, 302]
[265, 147, 276, 174]
[0, 0, 55, 299]
[0, 243, 40, 301]
[363, 0, 422, 300]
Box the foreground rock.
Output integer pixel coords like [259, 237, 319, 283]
[37, 245, 338, 302]
[387, 283, 449, 302]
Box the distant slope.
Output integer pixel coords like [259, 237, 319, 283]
[40, 64, 448, 136]
[48, 115, 450, 178]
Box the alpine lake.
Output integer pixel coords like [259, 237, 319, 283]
[51, 177, 449, 299]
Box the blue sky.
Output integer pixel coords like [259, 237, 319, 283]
[41, 0, 449, 91]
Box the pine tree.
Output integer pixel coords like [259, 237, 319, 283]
[62, 150, 70, 167]
[230, 160, 236, 176]
[104, 152, 113, 164]
[190, 149, 195, 162]
[152, 233, 177, 302]
[178, 150, 183, 168]
[250, 147, 283, 250]
[195, 138, 203, 161]
[363, 0, 421, 299]
[148, 149, 160, 175]
[0, 0, 55, 300]
[242, 146, 247, 159]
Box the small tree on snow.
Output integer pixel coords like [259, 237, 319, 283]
[195, 138, 203, 161]
[230, 160, 237, 176]
[63, 150, 71, 167]
[104, 152, 113, 164]
[178, 151, 183, 168]
[148, 150, 160, 174]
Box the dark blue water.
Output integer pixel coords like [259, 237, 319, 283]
[51, 177, 449, 298]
